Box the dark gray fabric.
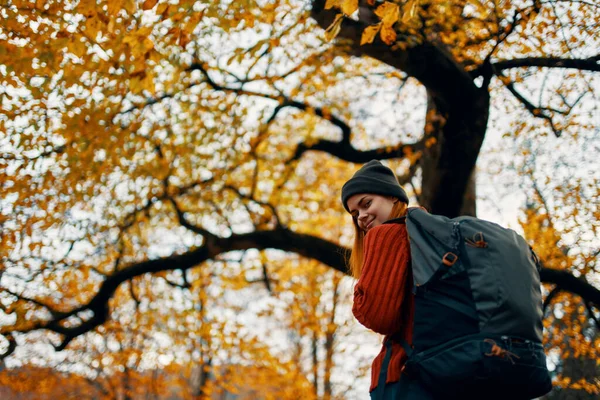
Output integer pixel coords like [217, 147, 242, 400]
[341, 160, 408, 211]
[405, 209, 458, 285]
[457, 217, 544, 342]
[404, 334, 551, 400]
[369, 377, 435, 400]
[371, 339, 435, 400]
[405, 207, 545, 343]
[411, 271, 479, 352]
[388, 210, 550, 398]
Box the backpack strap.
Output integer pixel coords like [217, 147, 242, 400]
[373, 340, 394, 399]
[390, 332, 414, 358]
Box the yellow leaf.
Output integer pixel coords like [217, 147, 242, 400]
[360, 23, 381, 45]
[77, 0, 96, 17]
[155, 2, 169, 16]
[142, 0, 159, 11]
[375, 1, 399, 27]
[85, 16, 102, 39]
[107, 1, 121, 16]
[122, 0, 137, 14]
[341, 0, 358, 16]
[184, 9, 204, 33]
[324, 0, 342, 10]
[380, 24, 396, 45]
[324, 13, 344, 42]
[141, 71, 155, 95]
[402, 0, 419, 24]
[68, 39, 87, 58]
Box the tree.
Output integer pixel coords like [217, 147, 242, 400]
[1, 0, 599, 397]
[246, 255, 365, 398]
[516, 153, 599, 397]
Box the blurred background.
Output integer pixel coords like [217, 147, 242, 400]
[0, 0, 598, 398]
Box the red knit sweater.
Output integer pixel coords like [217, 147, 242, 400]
[352, 222, 414, 392]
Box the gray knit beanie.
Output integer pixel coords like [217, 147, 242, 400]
[341, 160, 409, 212]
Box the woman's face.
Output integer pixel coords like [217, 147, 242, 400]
[346, 193, 396, 233]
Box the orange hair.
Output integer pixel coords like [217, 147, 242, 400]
[347, 200, 408, 279]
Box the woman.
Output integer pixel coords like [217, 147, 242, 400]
[341, 160, 432, 400]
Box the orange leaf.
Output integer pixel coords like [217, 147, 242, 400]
[360, 23, 381, 45]
[85, 16, 102, 39]
[123, 0, 137, 15]
[68, 39, 87, 58]
[375, 1, 399, 27]
[107, 1, 121, 16]
[402, 0, 419, 24]
[380, 24, 397, 45]
[324, 13, 344, 42]
[77, 0, 96, 17]
[324, 0, 341, 10]
[142, 0, 159, 11]
[155, 2, 169, 16]
[341, 0, 358, 16]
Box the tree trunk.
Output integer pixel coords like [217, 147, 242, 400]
[420, 89, 487, 217]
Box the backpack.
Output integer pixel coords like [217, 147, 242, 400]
[392, 208, 552, 399]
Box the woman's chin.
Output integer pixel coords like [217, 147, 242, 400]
[365, 221, 378, 231]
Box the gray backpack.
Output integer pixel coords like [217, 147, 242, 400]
[391, 208, 552, 399]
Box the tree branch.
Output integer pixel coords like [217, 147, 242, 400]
[2, 288, 65, 318]
[500, 73, 562, 137]
[291, 137, 425, 164]
[585, 302, 600, 330]
[194, 62, 422, 164]
[310, 0, 480, 107]
[2, 226, 598, 358]
[491, 56, 600, 74]
[1, 144, 67, 161]
[539, 268, 600, 308]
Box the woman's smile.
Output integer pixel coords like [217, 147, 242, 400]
[347, 194, 397, 233]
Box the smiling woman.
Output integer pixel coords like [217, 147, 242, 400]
[346, 194, 397, 233]
[341, 160, 409, 279]
[340, 160, 422, 399]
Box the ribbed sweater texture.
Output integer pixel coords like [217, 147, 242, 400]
[352, 222, 414, 393]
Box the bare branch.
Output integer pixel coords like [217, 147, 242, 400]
[490, 56, 600, 74]
[169, 198, 214, 238]
[2, 288, 65, 318]
[222, 184, 282, 228]
[291, 138, 426, 164]
[539, 267, 600, 308]
[1, 144, 67, 161]
[2, 223, 597, 354]
[500, 74, 562, 137]
[0, 334, 17, 361]
[585, 302, 600, 330]
[129, 280, 141, 308]
[310, 1, 480, 106]
[247, 262, 274, 294]
[194, 62, 422, 164]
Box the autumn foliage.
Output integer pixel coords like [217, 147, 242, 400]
[1, 0, 599, 398]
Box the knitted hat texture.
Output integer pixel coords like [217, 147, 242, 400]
[341, 160, 409, 212]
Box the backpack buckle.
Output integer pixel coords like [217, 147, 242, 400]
[466, 232, 488, 248]
[442, 252, 458, 266]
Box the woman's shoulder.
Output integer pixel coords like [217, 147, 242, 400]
[363, 223, 409, 258]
